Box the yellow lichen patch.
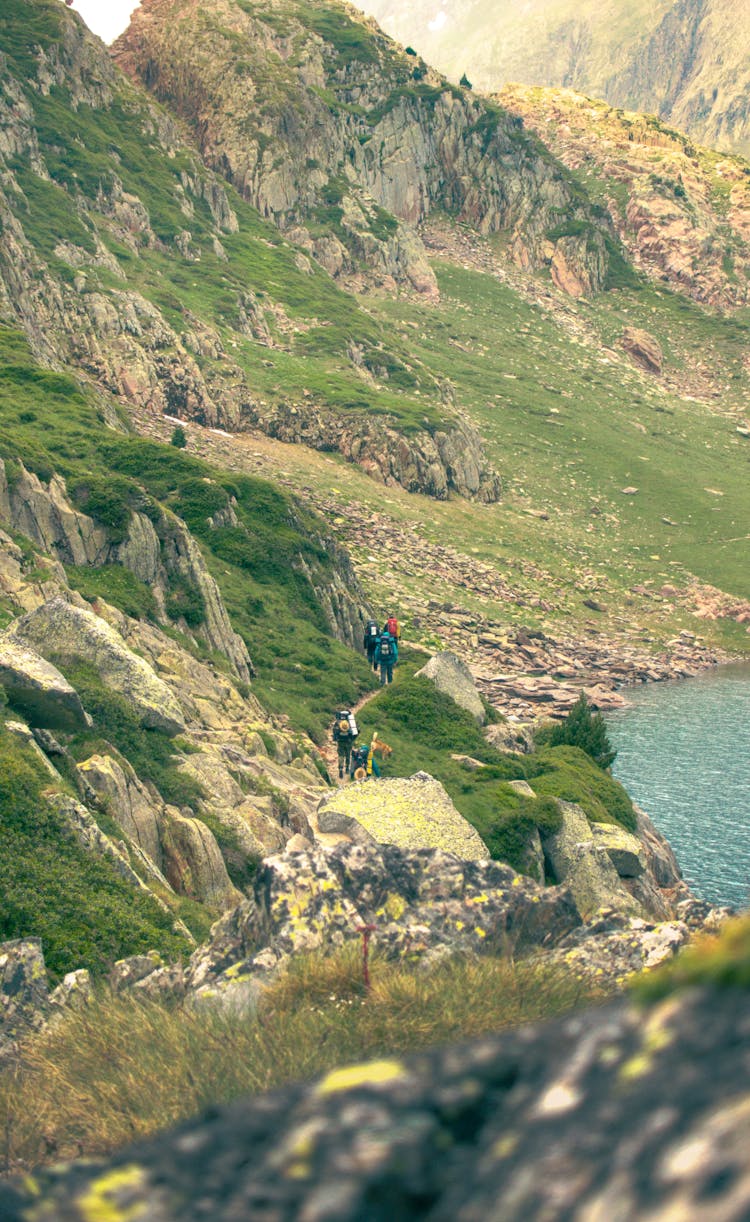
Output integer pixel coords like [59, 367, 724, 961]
[492, 1132, 519, 1160]
[317, 1059, 406, 1096]
[76, 1165, 148, 1222]
[382, 892, 407, 920]
[475, 927, 487, 938]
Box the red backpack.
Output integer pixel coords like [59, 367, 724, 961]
[386, 615, 399, 638]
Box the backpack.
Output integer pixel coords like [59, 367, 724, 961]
[386, 616, 399, 638]
[379, 634, 393, 659]
[366, 619, 379, 639]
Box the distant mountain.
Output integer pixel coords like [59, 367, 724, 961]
[356, 0, 750, 157]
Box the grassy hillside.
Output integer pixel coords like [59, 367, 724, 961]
[0, 326, 376, 740]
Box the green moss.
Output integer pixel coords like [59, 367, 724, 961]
[65, 565, 159, 622]
[0, 721, 186, 979]
[529, 745, 636, 830]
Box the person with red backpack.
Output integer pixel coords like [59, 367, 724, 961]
[383, 614, 400, 640]
[374, 628, 398, 686]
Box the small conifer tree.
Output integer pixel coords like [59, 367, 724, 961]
[170, 425, 187, 449]
[460, 72, 473, 89]
[549, 692, 616, 770]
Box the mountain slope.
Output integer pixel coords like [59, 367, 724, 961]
[0, 0, 501, 500]
[113, 0, 610, 300]
[497, 86, 750, 310]
[356, 0, 750, 157]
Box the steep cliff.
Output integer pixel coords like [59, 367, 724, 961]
[113, 0, 609, 297]
[357, 0, 750, 157]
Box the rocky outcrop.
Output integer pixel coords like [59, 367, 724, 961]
[240, 401, 502, 502]
[0, 939, 48, 1058]
[7, 596, 186, 733]
[415, 651, 486, 723]
[115, 0, 610, 297]
[497, 86, 750, 310]
[0, 461, 253, 682]
[5, 986, 750, 1220]
[591, 821, 647, 877]
[159, 808, 239, 909]
[0, 637, 90, 731]
[541, 800, 643, 918]
[317, 773, 489, 858]
[621, 326, 663, 374]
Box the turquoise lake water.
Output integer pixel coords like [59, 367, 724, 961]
[606, 664, 750, 910]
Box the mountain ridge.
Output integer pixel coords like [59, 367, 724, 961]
[356, 0, 750, 157]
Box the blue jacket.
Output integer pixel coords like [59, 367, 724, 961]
[374, 633, 398, 666]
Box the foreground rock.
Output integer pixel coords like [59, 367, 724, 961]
[317, 774, 489, 859]
[7, 596, 185, 734]
[4, 987, 749, 1220]
[415, 651, 486, 723]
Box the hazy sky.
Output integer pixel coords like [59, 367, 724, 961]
[69, 0, 140, 44]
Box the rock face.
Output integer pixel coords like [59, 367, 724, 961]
[359, 0, 750, 157]
[541, 800, 643, 918]
[591, 821, 647, 877]
[415, 652, 486, 723]
[0, 637, 90, 731]
[4, 987, 750, 1220]
[7, 596, 186, 734]
[0, 460, 253, 682]
[183, 842, 582, 1005]
[0, 939, 48, 1058]
[621, 326, 663, 374]
[115, 0, 609, 298]
[317, 774, 489, 858]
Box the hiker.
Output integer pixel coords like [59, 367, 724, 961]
[383, 613, 400, 641]
[363, 617, 380, 670]
[332, 708, 358, 779]
[350, 742, 376, 780]
[350, 734, 393, 781]
[374, 628, 398, 686]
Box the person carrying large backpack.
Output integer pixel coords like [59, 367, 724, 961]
[383, 614, 400, 641]
[363, 618, 379, 670]
[332, 708, 358, 779]
[374, 629, 398, 686]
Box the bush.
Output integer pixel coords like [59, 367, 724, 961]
[170, 425, 187, 448]
[546, 693, 616, 769]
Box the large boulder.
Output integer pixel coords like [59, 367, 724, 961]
[6, 989, 750, 1220]
[591, 821, 646, 877]
[620, 325, 663, 374]
[416, 651, 486, 723]
[7, 596, 185, 734]
[77, 754, 163, 866]
[159, 807, 239, 909]
[317, 773, 489, 859]
[0, 636, 90, 731]
[541, 800, 642, 918]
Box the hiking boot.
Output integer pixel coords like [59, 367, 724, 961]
[338, 766, 344, 778]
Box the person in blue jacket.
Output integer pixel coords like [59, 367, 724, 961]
[374, 629, 398, 686]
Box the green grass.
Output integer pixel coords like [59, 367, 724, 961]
[65, 565, 159, 621]
[0, 719, 187, 980]
[0, 945, 608, 1170]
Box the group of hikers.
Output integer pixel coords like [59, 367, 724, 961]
[331, 613, 400, 782]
